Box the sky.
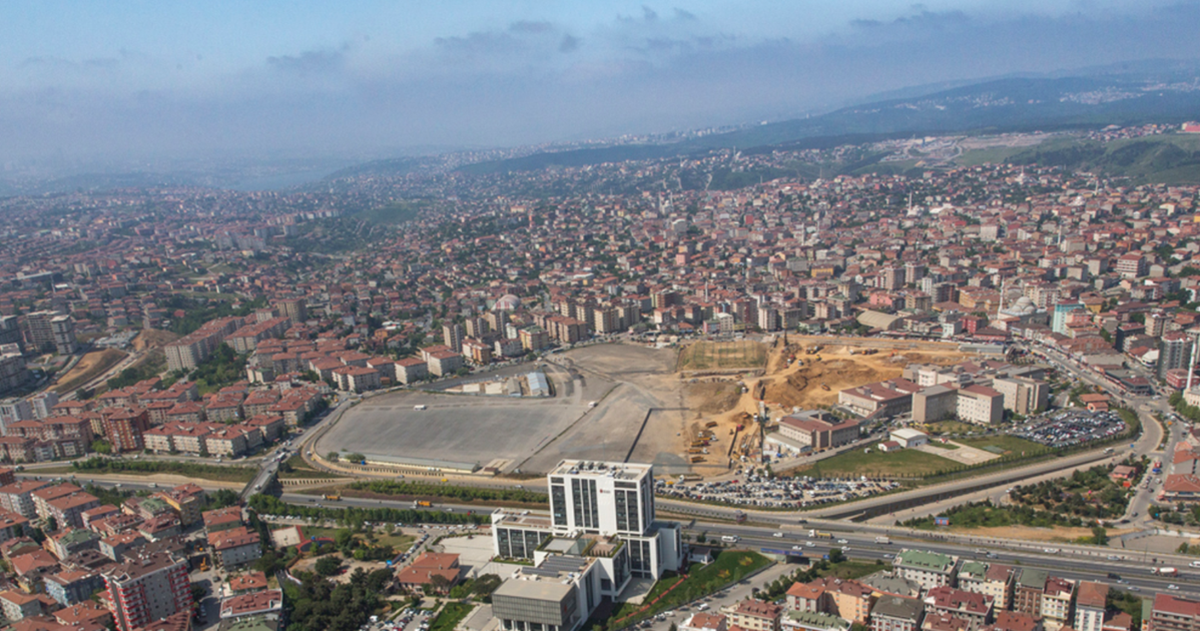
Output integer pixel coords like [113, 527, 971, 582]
[3, 1, 1200, 171]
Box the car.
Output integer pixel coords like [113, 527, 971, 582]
[773, 532, 784, 538]
[1170, 585, 1181, 591]
[837, 539, 849, 544]
[806, 541, 816, 547]
[793, 545, 804, 550]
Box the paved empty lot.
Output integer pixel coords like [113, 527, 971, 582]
[319, 344, 692, 474]
[318, 384, 590, 471]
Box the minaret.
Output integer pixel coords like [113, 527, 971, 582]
[1189, 335, 1198, 395]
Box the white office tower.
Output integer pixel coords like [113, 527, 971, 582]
[491, 461, 683, 631]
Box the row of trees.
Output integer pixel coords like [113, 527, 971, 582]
[248, 494, 490, 527]
[71, 457, 257, 483]
[348, 480, 549, 504]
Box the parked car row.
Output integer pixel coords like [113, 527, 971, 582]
[656, 474, 900, 508]
[1014, 409, 1126, 448]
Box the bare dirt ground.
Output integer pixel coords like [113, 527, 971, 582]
[761, 346, 969, 410]
[133, 329, 179, 351]
[688, 382, 743, 415]
[672, 336, 973, 470]
[949, 525, 1136, 543]
[53, 348, 127, 394]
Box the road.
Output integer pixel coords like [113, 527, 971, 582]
[267, 489, 1200, 602]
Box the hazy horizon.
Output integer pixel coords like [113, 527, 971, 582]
[5, 1, 1200, 175]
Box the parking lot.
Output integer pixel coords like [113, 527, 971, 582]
[655, 471, 900, 508]
[1014, 409, 1126, 449]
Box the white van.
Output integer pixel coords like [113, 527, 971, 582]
[721, 535, 739, 543]
[414, 404, 427, 411]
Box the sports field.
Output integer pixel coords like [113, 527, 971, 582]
[678, 341, 767, 371]
[794, 442, 957, 478]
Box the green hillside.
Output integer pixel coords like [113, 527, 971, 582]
[1006, 134, 1200, 183]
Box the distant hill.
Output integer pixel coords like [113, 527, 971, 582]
[1006, 134, 1200, 184]
[448, 73, 1200, 175]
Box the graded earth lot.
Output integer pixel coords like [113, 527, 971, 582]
[318, 344, 689, 474]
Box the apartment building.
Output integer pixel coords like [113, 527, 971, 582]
[729, 600, 784, 631]
[1040, 576, 1076, 631]
[103, 408, 150, 453]
[1013, 569, 1048, 616]
[1148, 593, 1200, 631]
[923, 586, 993, 631]
[991, 378, 1049, 416]
[0, 479, 52, 519]
[395, 357, 429, 384]
[871, 595, 925, 631]
[103, 551, 193, 631]
[956, 562, 1014, 611]
[1073, 581, 1108, 631]
[894, 550, 959, 591]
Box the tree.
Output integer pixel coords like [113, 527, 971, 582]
[334, 529, 356, 554]
[315, 556, 341, 576]
[90, 439, 112, 455]
[429, 573, 452, 593]
[828, 548, 846, 564]
[327, 452, 340, 462]
[45, 516, 58, 533]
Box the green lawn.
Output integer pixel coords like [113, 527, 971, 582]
[278, 455, 344, 480]
[821, 561, 888, 580]
[430, 602, 475, 631]
[375, 532, 416, 549]
[959, 435, 1047, 456]
[607, 551, 771, 625]
[795, 442, 957, 478]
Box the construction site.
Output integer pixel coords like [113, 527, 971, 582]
[679, 335, 974, 471]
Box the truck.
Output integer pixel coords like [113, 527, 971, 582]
[809, 530, 833, 539]
[324, 494, 341, 501]
[1155, 567, 1178, 577]
[413, 500, 433, 508]
[875, 536, 891, 544]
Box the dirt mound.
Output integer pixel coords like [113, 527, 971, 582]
[686, 382, 743, 415]
[762, 353, 906, 409]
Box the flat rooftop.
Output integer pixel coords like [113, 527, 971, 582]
[494, 512, 553, 529]
[551, 460, 651, 481]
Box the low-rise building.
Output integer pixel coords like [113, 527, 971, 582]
[728, 599, 784, 631]
[208, 526, 263, 568]
[872, 595, 926, 631]
[778, 413, 860, 452]
[396, 552, 461, 594]
[924, 586, 993, 631]
[894, 550, 959, 591]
